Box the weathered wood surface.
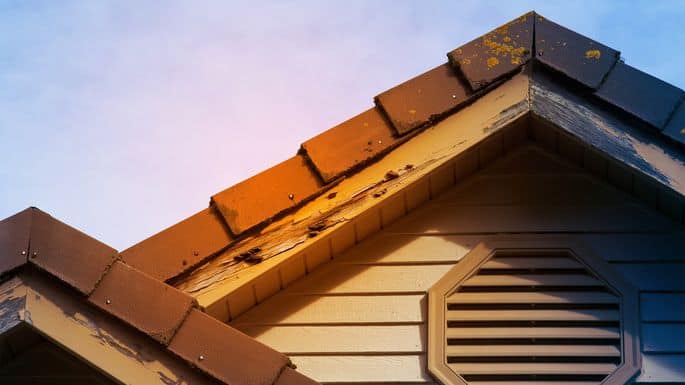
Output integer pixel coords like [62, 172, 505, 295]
[2, 273, 215, 385]
[531, 71, 685, 197]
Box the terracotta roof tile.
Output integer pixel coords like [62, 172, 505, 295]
[535, 14, 619, 89]
[595, 62, 684, 129]
[0, 208, 31, 276]
[302, 107, 398, 183]
[89, 261, 195, 344]
[375, 63, 470, 135]
[211, 154, 323, 235]
[448, 11, 533, 91]
[664, 99, 685, 146]
[169, 309, 290, 385]
[275, 367, 320, 385]
[29, 209, 118, 295]
[121, 207, 232, 282]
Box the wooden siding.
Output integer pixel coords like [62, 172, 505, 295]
[232, 145, 685, 384]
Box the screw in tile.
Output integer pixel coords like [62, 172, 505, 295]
[198, 355, 205, 361]
[288, 193, 295, 200]
[537, 49, 544, 56]
[31, 251, 38, 258]
[193, 251, 199, 256]
[21, 251, 26, 256]
[451, 94, 457, 99]
[378, 140, 382, 144]
[106, 299, 111, 305]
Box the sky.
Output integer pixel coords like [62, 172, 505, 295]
[1, 1, 684, 250]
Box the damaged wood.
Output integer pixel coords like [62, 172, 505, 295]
[173, 74, 531, 315]
[5, 272, 216, 385]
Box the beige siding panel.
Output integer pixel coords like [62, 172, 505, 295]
[581, 232, 685, 262]
[445, 326, 620, 339]
[233, 294, 426, 325]
[379, 193, 407, 228]
[336, 233, 479, 264]
[386, 204, 675, 234]
[291, 355, 433, 384]
[641, 293, 685, 321]
[642, 323, 685, 353]
[280, 254, 306, 288]
[405, 179, 431, 212]
[239, 325, 425, 354]
[482, 145, 579, 175]
[637, 354, 685, 383]
[445, 344, 620, 357]
[447, 291, 618, 305]
[437, 174, 628, 206]
[286, 264, 453, 294]
[612, 263, 685, 291]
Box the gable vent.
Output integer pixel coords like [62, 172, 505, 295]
[428, 238, 641, 385]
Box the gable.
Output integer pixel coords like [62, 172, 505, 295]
[230, 143, 684, 384]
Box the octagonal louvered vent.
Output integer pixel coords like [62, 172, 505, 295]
[427, 237, 641, 385]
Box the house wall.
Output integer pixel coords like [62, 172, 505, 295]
[232, 145, 685, 384]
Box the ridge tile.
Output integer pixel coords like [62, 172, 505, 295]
[535, 14, 619, 89]
[169, 309, 290, 385]
[89, 261, 195, 344]
[302, 107, 398, 183]
[375, 63, 470, 135]
[121, 207, 232, 282]
[448, 11, 533, 91]
[211, 154, 323, 235]
[596, 62, 684, 129]
[29, 209, 117, 295]
[0, 208, 32, 275]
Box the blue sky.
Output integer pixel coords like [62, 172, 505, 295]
[1, 1, 684, 249]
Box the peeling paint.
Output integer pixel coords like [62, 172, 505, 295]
[531, 77, 685, 195]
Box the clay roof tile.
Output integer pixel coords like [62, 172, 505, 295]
[169, 309, 291, 385]
[448, 11, 534, 91]
[88, 260, 196, 344]
[535, 14, 620, 89]
[211, 154, 323, 235]
[375, 63, 471, 135]
[121, 207, 233, 282]
[302, 107, 399, 183]
[28, 208, 118, 295]
[0, 208, 32, 276]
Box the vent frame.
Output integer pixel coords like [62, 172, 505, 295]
[427, 235, 641, 385]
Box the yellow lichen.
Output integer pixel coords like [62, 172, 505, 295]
[511, 57, 522, 65]
[503, 36, 511, 42]
[461, 58, 471, 65]
[487, 57, 500, 68]
[585, 50, 601, 59]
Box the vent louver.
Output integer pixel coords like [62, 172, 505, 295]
[427, 237, 641, 385]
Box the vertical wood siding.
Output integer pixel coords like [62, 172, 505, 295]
[232, 145, 684, 384]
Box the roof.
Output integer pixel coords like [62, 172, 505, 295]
[2, 10, 684, 383]
[120, 11, 685, 291]
[0, 207, 318, 385]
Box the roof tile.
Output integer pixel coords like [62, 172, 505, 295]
[302, 107, 398, 183]
[121, 207, 232, 282]
[275, 367, 320, 385]
[211, 154, 323, 235]
[664, 100, 685, 146]
[0, 208, 31, 275]
[375, 63, 470, 135]
[595, 62, 684, 129]
[89, 261, 195, 344]
[448, 11, 533, 91]
[535, 14, 619, 89]
[169, 309, 290, 385]
[29, 209, 118, 295]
